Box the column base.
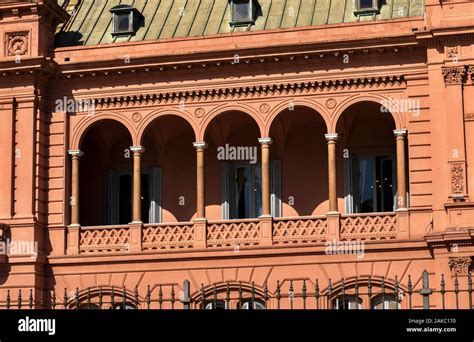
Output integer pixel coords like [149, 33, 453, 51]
[66, 224, 81, 255]
[129, 222, 143, 253]
[325, 212, 341, 241]
[193, 219, 207, 248]
[259, 216, 273, 246]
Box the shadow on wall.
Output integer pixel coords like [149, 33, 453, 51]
[55, 31, 84, 47]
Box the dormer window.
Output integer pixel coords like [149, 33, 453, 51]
[354, 0, 380, 15]
[230, 0, 258, 26]
[110, 5, 144, 37]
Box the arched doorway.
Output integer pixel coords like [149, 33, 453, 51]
[79, 120, 133, 226]
[269, 106, 329, 216]
[204, 111, 262, 220]
[336, 101, 399, 213]
[140, 115, 197, 223]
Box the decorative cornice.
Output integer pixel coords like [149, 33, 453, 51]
[86, 76, 405, 111]
[442, 66, 466, 85]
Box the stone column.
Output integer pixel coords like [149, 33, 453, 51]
[259, 138, 273, 217]
[394, 129, 407, 210]
[131, 146, 145, 223]
[193, 142, 207, 220]
[68, 150, 83, 226]
[325, 133, 339, 213]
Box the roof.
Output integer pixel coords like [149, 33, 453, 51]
[56, 0, 425, 47]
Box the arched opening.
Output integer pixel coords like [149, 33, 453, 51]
[336, 101, 398, 214]
[141, 115, 196, 222]
[204, 111, 261, 220]
[79, 120, 133, 226]
[269, 106, 329, 216]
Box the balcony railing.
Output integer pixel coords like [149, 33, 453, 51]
[340, 213, 398, 241]
[273, 216, 328, 244]
[68, 211, 409, 255]
[142, 222, 194, 251]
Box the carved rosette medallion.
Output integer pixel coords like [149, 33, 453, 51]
[259, 103, 270, 114]
[132, 112, 142, 122]
[325, 98, 337, 109]
[6, 32, 29, 57]
[445, 46, 458, 60]
[195, 108, 205, 119]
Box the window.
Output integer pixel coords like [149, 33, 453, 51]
[345, 155, 396, 213]
[354, 0, 380, 15]
[204, 301, 227, 310]
[114, 303, 137, 310]
[222, 161, 281, 220]
[333, 296, 363, 310]
[110, 5, 144, 37]
[241, 300, 266, 310]
[107, 168, 161, 225]
[372, 295, 399, 309]
[230, 0, 258, 26]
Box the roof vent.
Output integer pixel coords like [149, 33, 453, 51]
[230, 0, 259, 26]
[110, 5, 144, 37]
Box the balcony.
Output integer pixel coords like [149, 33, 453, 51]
[67, 211, 409, 256]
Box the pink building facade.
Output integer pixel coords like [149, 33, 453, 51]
[0, 0, 473, 309]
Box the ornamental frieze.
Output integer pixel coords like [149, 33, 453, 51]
[90, 76, 405, 110]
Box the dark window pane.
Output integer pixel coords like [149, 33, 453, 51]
[141, 173, 150, 224]
[119, 174, 132, 224]
[379, 157, 394, 212]
[358, 158, 374, 213]
[360, 0, 375, 9]
[116, 13, 130, 32]
[234, 0, 250, 21]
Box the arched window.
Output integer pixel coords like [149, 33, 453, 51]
[332, 296, 363, 310]
[204, 301, 227, 310]
[241, 300, 265, 310]
[371, 295, 399, 310]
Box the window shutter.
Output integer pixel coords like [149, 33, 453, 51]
[106, 169, 119, 225]
[344, 155, 354, 214]
[149, 167, 162, 223]
[221, 162, 235, 219]
[271, 160, 282, 217]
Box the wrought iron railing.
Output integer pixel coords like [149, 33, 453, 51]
[0, 271, 471, 310]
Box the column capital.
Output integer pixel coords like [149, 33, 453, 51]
[68, 150, 84, 157]
[442, 66, 466, 85]
[325, 133, 339, 142]
[393, 129, 408, 137]
[193, 142, 208, 150]
[130, 146, 145, 153]
[258, 137, 273, 145]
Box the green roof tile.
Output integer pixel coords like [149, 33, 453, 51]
[56, 0, 425, 47]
